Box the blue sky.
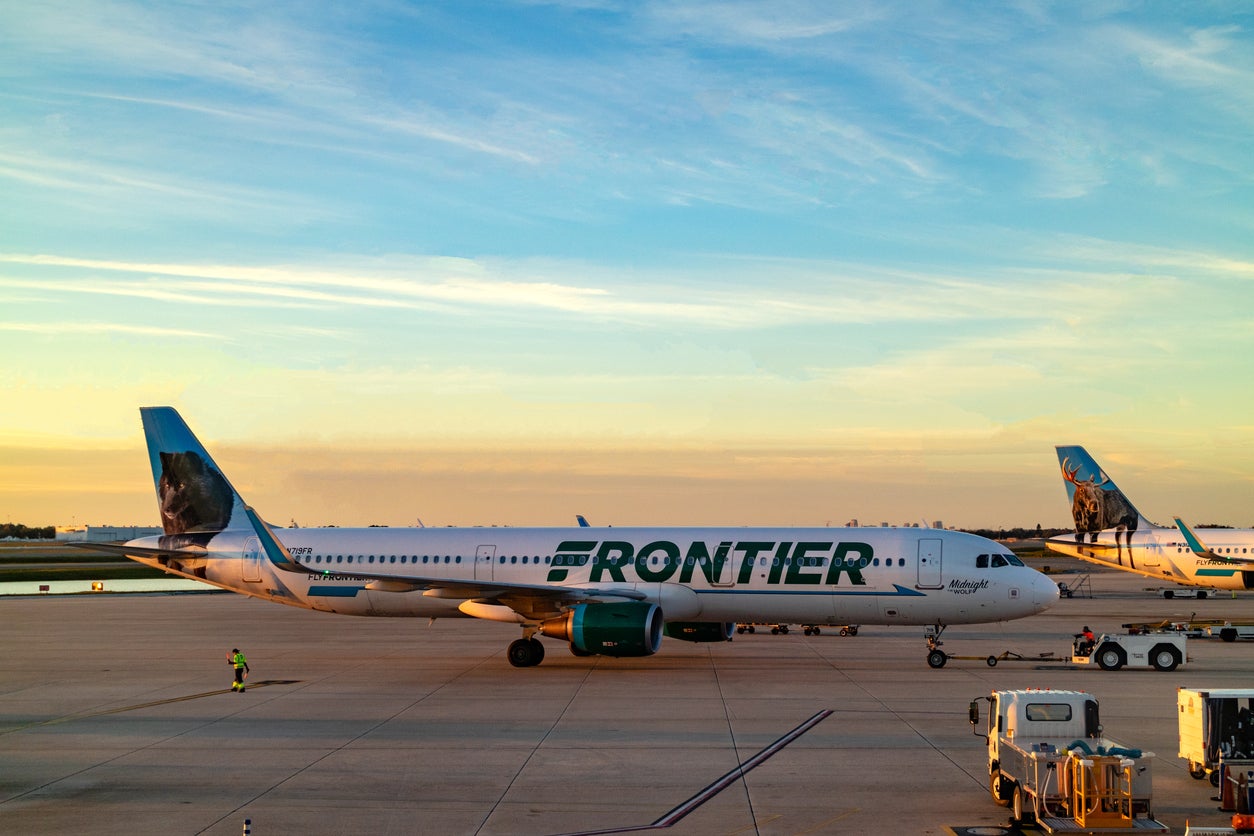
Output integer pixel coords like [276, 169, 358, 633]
[3, 1, 1253, 529]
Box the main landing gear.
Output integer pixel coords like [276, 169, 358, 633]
[926, 624, 948, 669]
[508, 636, 546, 668]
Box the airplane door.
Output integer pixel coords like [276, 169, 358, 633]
[917, 538, 942, 589]
[475, 545, 495, 581]
[242, 537, 263, 583]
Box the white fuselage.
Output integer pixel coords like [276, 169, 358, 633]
[126, 525, 1057, 625]
[1047, 526, 1254, 590]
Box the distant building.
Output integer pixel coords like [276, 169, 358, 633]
[56, 525, 162, 542]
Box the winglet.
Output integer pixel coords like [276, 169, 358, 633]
[1173, 517, 1217, 559]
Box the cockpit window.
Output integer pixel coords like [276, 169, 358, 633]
[1004, 552, 1024, 566]
[991, 554, 1008, 568]
[976, 554, 989, 568]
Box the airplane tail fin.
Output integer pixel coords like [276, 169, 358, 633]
[140, 407, 305, 573]
[1054, 445, 1149, 539]
[141, 407, 250, 538]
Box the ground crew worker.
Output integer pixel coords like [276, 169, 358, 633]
[1075, 625, 1095, 656]
[228, 648, 250, 692]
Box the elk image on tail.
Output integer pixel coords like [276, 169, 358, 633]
[1060, 448, 1141, 565]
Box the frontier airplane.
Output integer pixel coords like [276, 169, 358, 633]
[1048, 445, 1254, 591]
[85, 407, 1058, 668]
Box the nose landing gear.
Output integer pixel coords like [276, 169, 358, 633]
[926, 624, 948, 668]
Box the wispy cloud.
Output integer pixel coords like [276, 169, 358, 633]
[0, 322, 219, 339]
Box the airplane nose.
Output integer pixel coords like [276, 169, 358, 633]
[1033, 571, 1060, 610]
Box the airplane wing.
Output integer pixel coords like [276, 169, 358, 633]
[1173, 517, 1254, 564]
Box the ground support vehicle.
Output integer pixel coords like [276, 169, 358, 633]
[735, 623, 790, 634]
[927, 632, 1186, 671]
[1123, 619, 1254, 642]
[1179, 688, 1254, 787]
[1073, 633, 1187, 672]
[1206, 624, 1254, 642]
[799, 624, 858, 636]
[971, 689, 1166, 832]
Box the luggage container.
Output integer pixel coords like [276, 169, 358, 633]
[1179, 688, 1254, 787]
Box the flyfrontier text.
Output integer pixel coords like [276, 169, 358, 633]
[546, 540, 873, 586]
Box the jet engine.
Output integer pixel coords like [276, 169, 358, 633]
[539, 602, 663, 657]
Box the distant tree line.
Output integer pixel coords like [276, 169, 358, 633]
[962, 525, 1072, 540]
[0, 523, 55, 540]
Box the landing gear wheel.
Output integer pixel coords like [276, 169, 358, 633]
[1096, 644, 1125, 671]
[507, 637, 545, 667]
[1150, 645, 1181, 672]
[927, 649, 948, 668]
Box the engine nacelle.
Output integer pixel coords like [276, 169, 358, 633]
[539, 602, 663, 657]
[664, 621, 735, 643]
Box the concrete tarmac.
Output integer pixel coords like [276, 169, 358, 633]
[2, 567, 1251, 835]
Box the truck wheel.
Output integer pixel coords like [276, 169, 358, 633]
[1164, 590, 1174, 599]
[1150, 644, 1181, 672]
[1221, 628, 1237, 643]
[986, 655, 998, 667]
[1012, 783, 1035, 826]
[1198, 591, 1207, 599]
[989, 770, 1011, 807]
[1188, 762, 1206, 780]
[927, 649, 947, 668]
[1211, 770, 1221, 787]
[1096, 644, 1125, 671]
